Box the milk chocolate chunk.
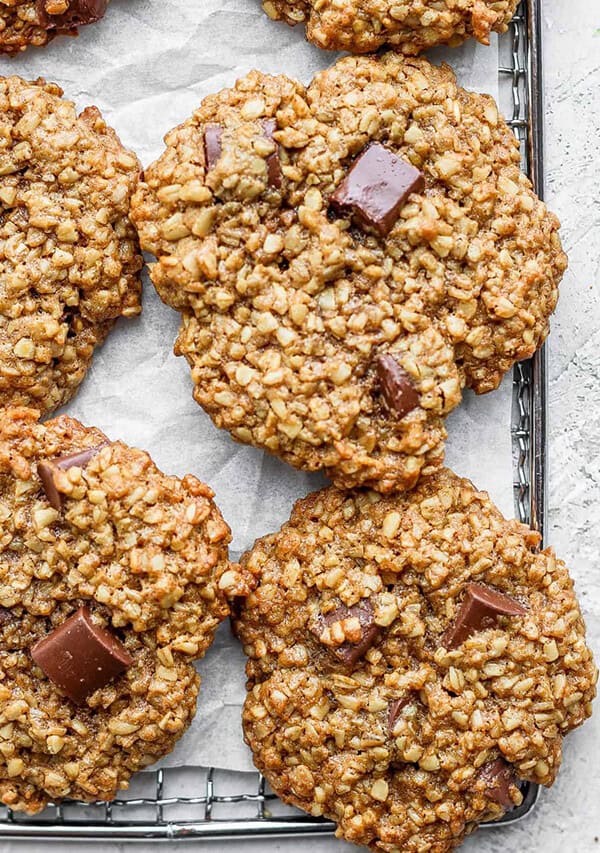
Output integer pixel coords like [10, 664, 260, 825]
[476, 758, 520, 810]
[203, 125, 223, 171]
[330, 143, 425, 236]
[377, 354, 419, 419]
[443, 582, 527, 649]
[313, 600, 379, 666]
[261, 119, 282, 189]
[36, 0, 108, 29]
[38, 443, 107, 510]
[31, 606, 132, 704]
[387, 696, 411, 734]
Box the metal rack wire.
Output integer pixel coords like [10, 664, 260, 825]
[504, 0, 547, 543]
[0, 0, 547, 840]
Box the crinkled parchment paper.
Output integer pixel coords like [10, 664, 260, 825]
[4, 1, 511, 773]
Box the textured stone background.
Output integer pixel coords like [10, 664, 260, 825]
[1, 0, 598, 851]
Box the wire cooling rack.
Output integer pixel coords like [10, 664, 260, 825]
[0, 0, 548, 841]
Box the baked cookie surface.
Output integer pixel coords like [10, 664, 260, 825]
[234, 469, 596, 853]
[0, 1, 109, 55]
[0, 77, 142, 415]
[132, 54, 566, 493]
[261, 0, 518, 54]
[0, 407, 249, 813]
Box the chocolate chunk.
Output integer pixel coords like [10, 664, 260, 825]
[38, 443, 107, 510]
[442, 583, 527, 650]
[31, 607, 132, 704]
[387, 696, 411, 734]
[476, 758, 520, 809]
[313, 600, 379, 666]
[261, 119, 282, 189]
[203, 125, 223, 171]
[330, 143, 425, 236]
[36, 0, 108, 29]
[377, 354, 420, 419]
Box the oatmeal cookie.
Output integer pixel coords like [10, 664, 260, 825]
[234, 469, 596, 853]
[0, 406, 250, 813]
[261, 0, 518, 54]
[0, 1, 109, 55]
[131, 54, 566, 493]
[0, 76, 142, 414]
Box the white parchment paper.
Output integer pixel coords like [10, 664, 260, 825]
[2, 1, 511, 773]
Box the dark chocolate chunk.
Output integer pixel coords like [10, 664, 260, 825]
[330, 143, 425, 236]
[36, 0, 109, 29]
[313, 600, 379, 666]
[377, 354, 420, 419]
[203, 125, 223, 171]
[38, 443, 107, 510]
[476, 758, 519, 810]
[261, 119, 282, 189]
[387, 696, 411, 734]
[31, 606, 132, 704]
[442, 583, 527, 650]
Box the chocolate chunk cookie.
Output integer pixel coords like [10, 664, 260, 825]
[0, 407, 250, 813]
[234, 469, 596, 853]
[0, 77, 142, 415]
[261, 0, 519, 54]
[131, 55, 566, 493]
[0, 1, 109, 55]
